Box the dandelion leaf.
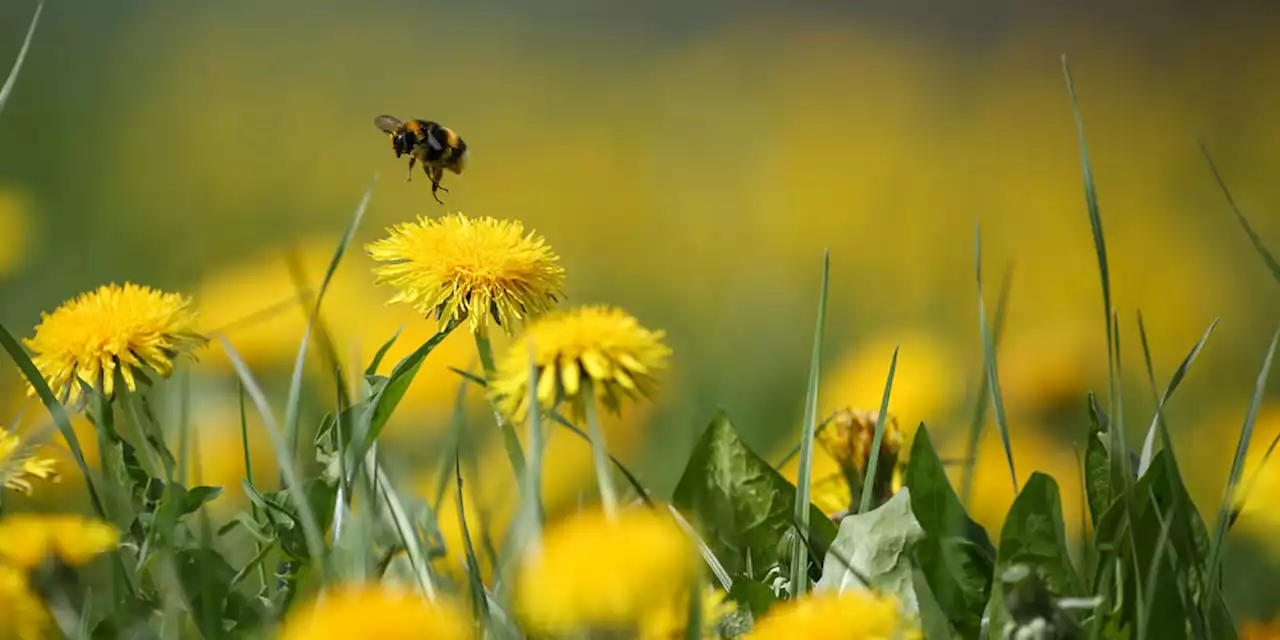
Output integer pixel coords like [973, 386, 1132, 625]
[672, 412, 836, 592]
[815, 488, 924, 614]
[904, 425, 995, 639]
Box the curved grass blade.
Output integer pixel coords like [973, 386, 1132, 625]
[1062, 55, 1116, 421]
[455, 455, 492, 629]
[974, 224, 1017, 494]
[1207, 326, 1280, 592]
[1136, 314, 1218, 475]
[1200, 142, 1280, 284]
[790, 249, 830, 597]
[959, 261, 1013, 506]
[0, 1, 43, 118]
[858, 345, 898, 515]
[218, 336, 328, 570]
[283, 177, 374, 459]
[373, 458, 439, 601]
[0, 324, 107, 520]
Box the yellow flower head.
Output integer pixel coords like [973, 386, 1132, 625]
[0, 564, 50, 640]
[0, 514, 118, 569]
[491, 305, 671, 422]
[638, 587, 737, 640]
[23, 283, 204, 407]
[275, 584, 475, 640]
[366, 213, 565, 335]
[0, 430, 58, 494]
[747, 591, 920, 640]
[818, 408, 905, 510]
[515, 507, 698, 635]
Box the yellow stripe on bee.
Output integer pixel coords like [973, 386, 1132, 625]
[444, 128, 459, 147]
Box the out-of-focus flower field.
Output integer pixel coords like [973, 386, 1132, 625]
[2, 0, 1280, 636]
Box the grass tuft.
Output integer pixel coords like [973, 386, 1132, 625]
[789, 249, 829, 597]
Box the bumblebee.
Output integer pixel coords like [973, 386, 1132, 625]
[374, 115, 468, 203]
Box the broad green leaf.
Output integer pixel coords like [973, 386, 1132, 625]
[904, 425, 994, 638]
[175, 548, 262, 638]
[673, 412, 836, 587]
[984, 473, 1081, 635]
[726, 579, 776, 618]
[1086, 431, 1111, 529]
[816, 489, 924, 612]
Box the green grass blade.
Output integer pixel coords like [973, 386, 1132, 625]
[959, 261, 1013, 506]
[473, 330, 528, 487]
[582, 377, 619, 518]
[0, 324, 107, 521]
[283, 177, 374, 457]
[1207, 326, 1280, 591]
[1137, 495, 1174, 640]
[667, 504, 733, 591]
[455, 455, 493, 629]
[790, 249, 830, 597]
[217, 336, 328, 569]
[237, 382, 270, 594]
[858, 345, 898, 514]
[1062, 55, 1116, 423]
[1200, 142, 1280, 284]
[514, 339, 544, 556]
[1136, 314, 1218, 475]
[373, 458, 439, 601]
[0, 1, 42, 118]
[974, 225, 1018, 494]
[365, 326, 404, 376]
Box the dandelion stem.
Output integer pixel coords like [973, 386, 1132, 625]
[473, 329, 528, 486]
[581, 378, 619, 519]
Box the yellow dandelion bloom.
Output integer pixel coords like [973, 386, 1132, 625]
[1241, 618, 1280, 640]
[515, 507, 697, 635]
[366, 213, 565, 335]
[0, 514, 118, 569]
[781, 408, 906, 518]
[638, 587, 736, 640]
[0, 429, 58, 494]
[275, 584, 474, 640]
[0, 564, 50, 640]
[490, 305, 671, 421]
[24, 283, 204, 407]
[747, 591, 920, 640]
[0, 185, 34, 278]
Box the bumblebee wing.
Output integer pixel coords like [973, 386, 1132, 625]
[374, 115, 404, 133]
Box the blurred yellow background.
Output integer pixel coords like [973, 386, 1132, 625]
[1, 0, 1279, 620]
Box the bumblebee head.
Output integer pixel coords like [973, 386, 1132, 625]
[389, 130, 418, 158]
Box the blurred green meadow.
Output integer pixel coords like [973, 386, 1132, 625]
[3, 0, 1280, 627]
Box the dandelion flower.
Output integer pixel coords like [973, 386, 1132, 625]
[0, 430, 57, 494]
[366, 213, 565, 335]
[515, 507, 697, 635]
[0, 514, 118, 569]
[638, 587, 737, 640]
[24, 283, 204, 407]
[747, 591, 920, 640]
[0, 564, 50, 640]
[491, 305, 671, 421]
[275, 584, 474, 640]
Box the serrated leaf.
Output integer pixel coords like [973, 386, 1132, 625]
[673, 412, 836, 584]
[904, 425, 994, 638]
[175, 548, 262, 638]
[984, 473, 1081, 636]
[816, 489, 924, 613]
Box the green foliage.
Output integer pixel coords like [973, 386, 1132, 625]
[673, 413, 836, 601]
[816, 489, 923, 610]
[906, 425, 995, 639]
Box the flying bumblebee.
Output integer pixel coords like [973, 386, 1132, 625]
[374, 115, 468, 203]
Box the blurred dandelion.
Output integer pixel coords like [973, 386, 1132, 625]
[366, 213, 565, 335]
[491, 305, 670, 422]
[0, 429, 57, 495]
[515, 507, 703, 637]
[23, 283, 204, 407]
[275, 584, 474, 640]
[0, 513, 118, 569]
[0, 185, 33, 278]
[745, 590, 919, 639]
[0, 564, 50, 640]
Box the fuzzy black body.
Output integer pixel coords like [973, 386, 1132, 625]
[374, 115, 468, 202]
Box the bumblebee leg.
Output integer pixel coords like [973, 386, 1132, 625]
[405, 156, 416, 182]
[431, 181, 445, 204]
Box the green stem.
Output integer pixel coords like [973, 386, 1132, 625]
[238, 383, 269, 594]
[581, 378, 619, 519]
[472, 329, 528, 485]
